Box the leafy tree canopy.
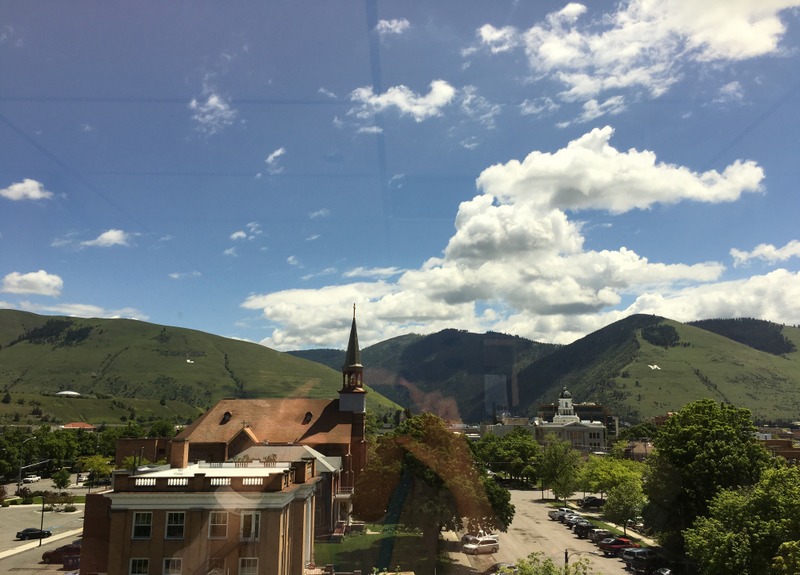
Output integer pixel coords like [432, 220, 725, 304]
[540, 433, 581, 502]
[579, 454, 643, 498]
[604, 475, 645, 537]
[51, 467, 71, 490]
[515, 551, 595, 575]
[473, 426, 542, 484]
[684, 465, 800, 575]
[643, 399, 771, 552]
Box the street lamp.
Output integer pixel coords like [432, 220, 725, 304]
[17, 437, 34, 492]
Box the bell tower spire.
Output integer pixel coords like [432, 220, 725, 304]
[339, 304, 366, 413]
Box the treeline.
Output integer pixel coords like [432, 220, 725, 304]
[690, 317, 796, 355]
[8, 318, 94, 348]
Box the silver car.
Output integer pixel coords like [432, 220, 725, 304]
[463, 536, 500, 555]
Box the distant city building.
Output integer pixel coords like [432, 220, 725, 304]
[480, 387, 607, 451]
[61, 421, 97, 431]
[537, 387, 607, 451]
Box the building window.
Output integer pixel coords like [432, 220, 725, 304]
[163, 558, 182, 574]
[207, 558, 225, 575]
[209, 511, 228, 539]
[239, 557, 258, 575]
[132, 512, 152, 539]
[240, 511, 260, 541]
[165, 512, 185, 539]
[130, 558, 149, 575]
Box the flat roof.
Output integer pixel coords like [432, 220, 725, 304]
[135, 461, 293, 479]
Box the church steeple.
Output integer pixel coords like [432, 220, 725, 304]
[342, 303, 362, 383]
[339, 304, 366, 413]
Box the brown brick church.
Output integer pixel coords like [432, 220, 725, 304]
[80, 310, 368, 575]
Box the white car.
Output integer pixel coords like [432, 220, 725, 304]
[23, 475, 41, 483]
[463, 536, 500, 555]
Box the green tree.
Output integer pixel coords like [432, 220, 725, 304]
[79, 454, 113, 483]
[353, 413, 514, 560]
[643, 399, 770, 552]
[147, 419, 177, 438]
[51, 467, 72, 490]
[603, 475, 645, 536]
[684, 465, 800, 575]
[540, 434, 581, 502]
[97, 422, 146, 456]
[772, 541, 800, 575]
[474, 427, 542, 484]
[515, 551, 594, 575]
[579, 454, 643, 499]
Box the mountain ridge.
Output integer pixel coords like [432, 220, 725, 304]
[3, 309, 799, 426]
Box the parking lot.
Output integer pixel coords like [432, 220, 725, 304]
[449, 490, 631, 574]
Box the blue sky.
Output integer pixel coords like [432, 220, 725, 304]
[2, 1, 800, 350]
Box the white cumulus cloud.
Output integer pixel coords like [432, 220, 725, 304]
[349, 80, 457, 122]
[242, 125, 770, 350]
[376, 18, 410, 36]
[475, 0, 800, 109]
[80, 229, 134, 248]
[1, 270, 63, 296]
[0, 179, 53, 201]
[731, 240, 800, 267]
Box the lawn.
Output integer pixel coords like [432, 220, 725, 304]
[313, 525, 449, 574]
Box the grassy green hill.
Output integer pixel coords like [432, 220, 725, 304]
[0, 310, 399, 426]
[516, 315, 800, 423]
[6, 309, 799, 426]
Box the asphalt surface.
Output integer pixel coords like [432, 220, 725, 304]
[446, 489, 634, 575]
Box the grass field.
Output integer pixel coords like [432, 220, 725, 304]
[313, 526, 444, 574]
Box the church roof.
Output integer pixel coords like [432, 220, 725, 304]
[175, 397, 356, 447]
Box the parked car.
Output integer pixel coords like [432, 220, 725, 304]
[627, 516, 645, 531]
[573, 520, 595, 538]
[42, 542, 81, 564]
[589, 528, 613, 543]
[652, 569, 673, 575]
[565, 513, 583, 528]
[16, 527, 52, 540]
[548, 507, 572, 520]
[560, 511, 580, 523]
[482, 563, 518, 574]
[598, 537, 640, 557]
[578, 496, 605, 508]
[463, 536, 500, 555]
[22, 475, 41, 483]
[630, 548, 664, 573]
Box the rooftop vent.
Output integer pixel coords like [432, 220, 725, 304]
[220, 411, 232, 425]
[302, 412, 313, 424]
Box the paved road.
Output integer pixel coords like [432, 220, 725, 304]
[0, 500, 83, 574]
[448, 489, 631, 575]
